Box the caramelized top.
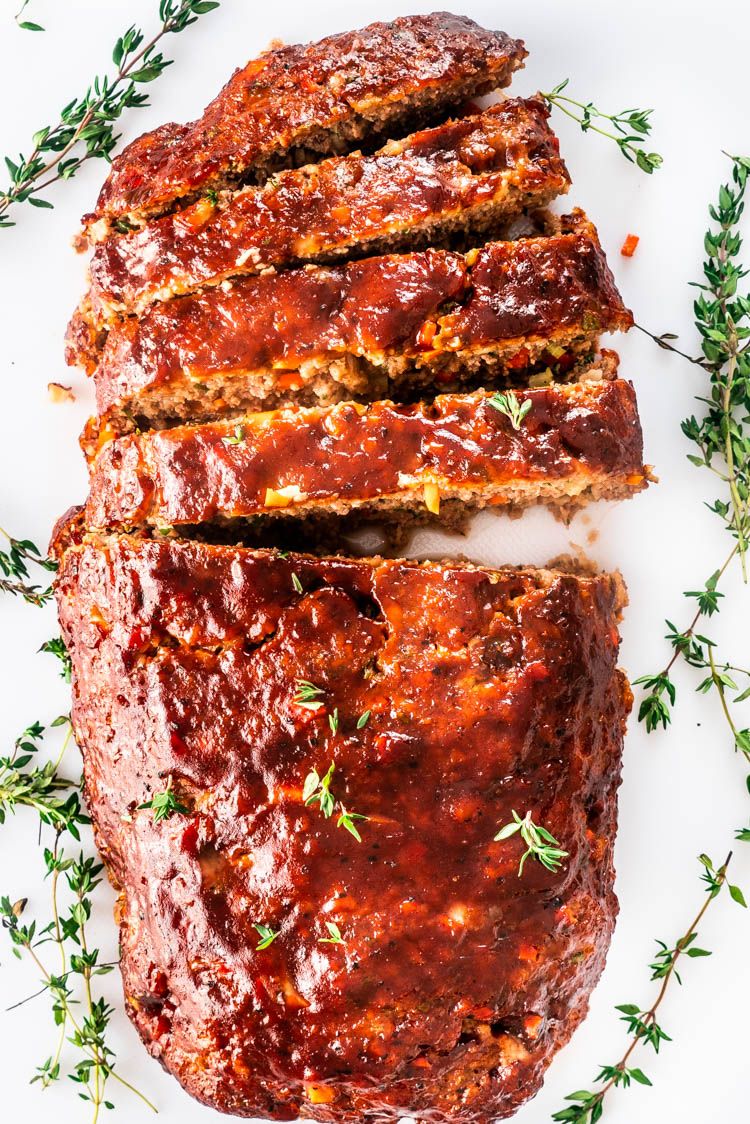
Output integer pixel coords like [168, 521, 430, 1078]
[84, 99, 568, 321]
[85, 13, 525, 232]
[84, 379, 645, 530]
[57, 536, 629, 1122]
[89, 213, 632, 423]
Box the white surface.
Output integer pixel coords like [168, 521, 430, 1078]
[1, 1, 749, 1122]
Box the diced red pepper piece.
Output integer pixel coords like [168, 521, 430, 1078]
[506, 347, 531, 370]
[620, 234, 639, 258]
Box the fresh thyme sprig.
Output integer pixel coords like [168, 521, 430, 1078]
[303, 763, 336, 818]
[1, 719, 156, 1120]
[0, 0, 220, 228]
[541, 80, 662, 173]
[294, 678, 325, 710]
[137, 775, 189, 823]
[488, 390, 532, 430]
[635, 156, 750, 763]
[0, 525, 56, 606]
[0, 717, 85, 835]
[222, 425, 246, 446]
[552, 854, 740, 1122]
[1, 854, 156, 1119]
[494, 810, 569, 876]
[303, 762, 369, 841]
[253, 923, 279, 950]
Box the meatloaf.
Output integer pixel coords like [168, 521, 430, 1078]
[83, 376, 647, 533]
[80, 98, 569, 326]
[75, 212, 632, 435]
[55, 532, 630, 1122]
[83, 13, 526, 240]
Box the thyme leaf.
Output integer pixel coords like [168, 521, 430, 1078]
[318, 921, 345, 946]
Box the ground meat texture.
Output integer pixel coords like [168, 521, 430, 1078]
[83, 378, 647, 532]
[82, 13, 526, 240]
[76, 212, 632, 434]
[55, 534, 630, 1122]
[79, 98, 569, 326]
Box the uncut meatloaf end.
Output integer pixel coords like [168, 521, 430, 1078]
[83, 376, 648, 534]
[82, 12, 527, 241]
[76, 212, 632, 436]
[79, 98, 569, 326]
[55, 532, 629, 1122]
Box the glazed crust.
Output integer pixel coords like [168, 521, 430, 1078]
[84, 379, 647, 531]
[83, 13, 526, 238]
[81, 99, 569, 325]
[80, 213, 632, 431]
[56, 535, 630, 1122]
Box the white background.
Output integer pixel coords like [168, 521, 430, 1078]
[1, 1, 749, 1122]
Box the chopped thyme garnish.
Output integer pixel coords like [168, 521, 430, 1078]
[303, 764, 369, 841]
[221, 424, 245, 446]
[291, 572, 303, 594]
[137, 776, 188, 823]
[253, 923, 279, 950]
[303, 763, 336, 817]
[318, 921, 345, 946]
[337, 805, 368, 843]
[356, 710, 371, 729]
[328, 708, 339, 735]
[294, 679, 325, 709]
[494, 810, 569, 876]
[488, 390, 533, 430]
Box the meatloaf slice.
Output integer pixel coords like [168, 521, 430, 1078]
[82, 13, 526, 241]
[80, 98, 569, 326]
[83, 376, 647, 533]
[55, 532, 629, 1122]
[77, 212, 632, 436]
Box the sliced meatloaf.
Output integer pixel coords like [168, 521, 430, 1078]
[83, 376, 647, 532]
[55, 532, 630, 1122]
[80, 98, 569, 326]
[83, 13, 526, 241]
[75, 212, 632, 435]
